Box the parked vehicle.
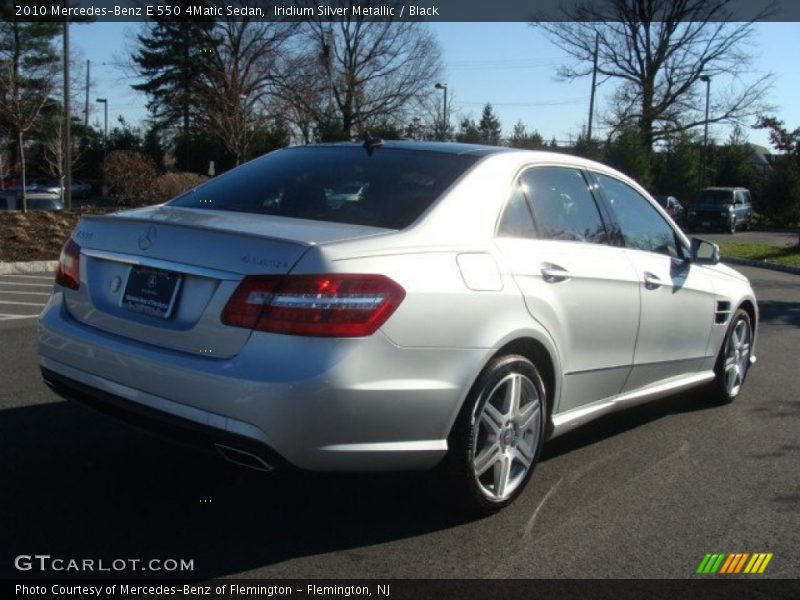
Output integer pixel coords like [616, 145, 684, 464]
[653, 195, 686, 226]
[30, 178, 92, 199]
[38, 142, 758, 511]
[687, 187, 753, 233]
[0, 189, 64, 211]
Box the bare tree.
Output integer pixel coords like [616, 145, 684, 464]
[0, 144, 9, 189]
[536, 0, 774, 152]
[198, 16, 297, 165]
[0, 17, 59, 211]
[40, 112, 83, 183]
[275, 51, 328, 144]
[278, 4, 443, 138]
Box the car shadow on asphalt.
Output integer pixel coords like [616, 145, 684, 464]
[542, 387, 713, 461]
[0, 399, 470, 580]
[0, 385, 724, 581]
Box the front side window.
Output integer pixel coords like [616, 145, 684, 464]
[595, 173, 681, 258]
[518, 167, 608, 244]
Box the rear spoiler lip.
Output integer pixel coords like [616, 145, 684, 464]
[79, 209, 395, 248]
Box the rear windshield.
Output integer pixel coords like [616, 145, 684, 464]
[169, 146, 480, 229]
[694, 190, 734, 205]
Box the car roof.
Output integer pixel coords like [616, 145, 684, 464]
[286, 140, 517, 157]
[701, 187, 748, 191]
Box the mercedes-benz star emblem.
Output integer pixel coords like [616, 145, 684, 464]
[138, 225, 157, 251]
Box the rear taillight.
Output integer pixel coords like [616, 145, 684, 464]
[55, 238, 81, 290]
[221, 274, 406, 337]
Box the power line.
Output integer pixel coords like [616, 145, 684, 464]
[459, 98, 586, 107]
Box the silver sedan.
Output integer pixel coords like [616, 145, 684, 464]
[38, 142, 757, 511]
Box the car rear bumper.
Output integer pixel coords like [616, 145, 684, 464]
[40, 365, 286, 472]
[38, 292, 488, 472]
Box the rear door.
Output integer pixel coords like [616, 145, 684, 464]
[591, 172, 715, 390]
[494, 166, 640, 412]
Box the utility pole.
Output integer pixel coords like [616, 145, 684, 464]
[587, 32, 599, 142]
[700, 75, 711, 188]
[84, 59, 89, 128]
[63, 11, 72, 210]
[435, 83, 448, 141]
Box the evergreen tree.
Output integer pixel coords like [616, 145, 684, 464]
[478, 103, 502, 145]
[652, 130, 700, 203]
[142, 123, 165, 171]
[714, 126, 758, 190]
[107, 117, 143, 152]
[755, 116, 800, 230]
[0, 8, 60, 210]
[604, 127, 652, 187]
[572, 130, 602, 160]
[455, 117, 481, 144]
[132, 11, 216, 163]
[508, 120, 544, 149]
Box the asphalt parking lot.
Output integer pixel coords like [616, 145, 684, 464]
[0, 265, 798, 580]
[0, 273, 52, 321]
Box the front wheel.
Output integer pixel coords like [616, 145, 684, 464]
[445, 355, 547, 512]
[711, 308, 753, 403]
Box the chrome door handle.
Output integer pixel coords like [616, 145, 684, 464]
[643, 272, 662, 289]
[541, 264, 571, 283]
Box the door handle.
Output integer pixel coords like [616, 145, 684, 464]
[541, 264, 571, 283]
[643, 272, 662, 290]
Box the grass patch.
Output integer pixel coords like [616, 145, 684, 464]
[718, 241, 800, 267]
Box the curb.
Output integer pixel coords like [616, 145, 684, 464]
[722, 257, 800, 276]
[0, 260, 59, 275]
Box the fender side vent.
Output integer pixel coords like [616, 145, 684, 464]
[715, 301, 731, 324]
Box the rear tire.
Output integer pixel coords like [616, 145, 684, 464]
[710, 308, 753, 404]
[444, 355, 547, 513]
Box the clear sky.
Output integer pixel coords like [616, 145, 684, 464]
[69, 21, 800, 149]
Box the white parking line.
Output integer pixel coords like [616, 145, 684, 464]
[0, 314, 38, 320]
[0, 300, 46, 307]
[0, 274, 54, 281]
[0, 281, 52, 287]
[0, 290, 51, 296]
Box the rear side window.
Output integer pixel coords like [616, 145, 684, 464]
[497, 185, 536, 238]
[169, 147, 480, 229]
[595, 173, 681, 258]
[519, 167, 608, 244]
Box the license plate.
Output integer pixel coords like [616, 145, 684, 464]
[122, 266, 182, 319]
[702, 221, 711, 227]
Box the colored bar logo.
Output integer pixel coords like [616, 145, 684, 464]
[696, 552, 773, 574]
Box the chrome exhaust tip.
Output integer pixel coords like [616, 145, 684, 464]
[215, 443, 275, 473]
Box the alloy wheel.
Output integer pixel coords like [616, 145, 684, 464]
[724, 317, 751, 397]
[471, 372, 542, 502]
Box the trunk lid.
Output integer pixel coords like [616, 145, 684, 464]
[65, 205, 389, 357]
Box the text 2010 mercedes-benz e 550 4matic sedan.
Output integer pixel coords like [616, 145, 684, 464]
[38, 141, 757, 511]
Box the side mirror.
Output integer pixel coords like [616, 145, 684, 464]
[691, 237, 720, 265]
